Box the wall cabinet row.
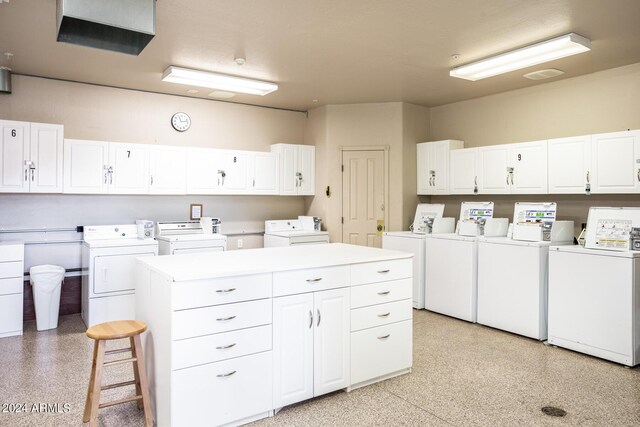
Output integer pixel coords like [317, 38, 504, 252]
[62, 139, 315, 196]
[0, 120, 64, 193]
[442, 129, 640, 195]
[417, 139, 463, 195]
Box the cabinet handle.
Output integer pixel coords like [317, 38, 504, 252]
[30, 168, 35, 181]
[378, 312, 391, 318]
[108, 166, 113, 184]
[377, 269, 390, 274]
[216, 370, 237, 378]
[506, 174, 509, 185]
[104, 172, 108, 184]
[317, 309, 321, 327]
[306, 278, 322, 283]
[586, 171, 590, 184]
[377, 334, 391, 340]
[309, 310, 313, 329]
[377, 290, 390, 295]
[216, 316, 236, 321]
[150, 175, 154, 186]
[474, 176, 478, 185]
[252, 178, 255, 187]
[215, 288, 236, 293]
[637, 168, 640, 183]
[25, 167, 28, 182]
[216, 343, 237, 350]
[511, 173, 514, 185]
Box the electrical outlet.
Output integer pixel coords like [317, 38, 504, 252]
[237, 238, 243, 249]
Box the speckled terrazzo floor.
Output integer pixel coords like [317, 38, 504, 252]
[1, 310, 639, 427]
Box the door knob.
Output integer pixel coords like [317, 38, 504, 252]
[377, 224, 383, 232]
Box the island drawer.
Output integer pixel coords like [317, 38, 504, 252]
[173, 325, 272, 370]
[350, 258, 412, 286]
[0, 277, 23, 296]
[173, 298, 272, 340]
[350, 278, 411, 309]
[172, 273, 272, 310]
[273, 265, 349, 296]
[351, 320, 412, 386]
[172, 351, 273, 427]
[351, 299, 412, 332]
[0, 244, 23, 261]
[0, 262, 23, 279]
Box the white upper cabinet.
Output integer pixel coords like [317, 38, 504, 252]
[0, 120, 63, 193]
[64, 139, 149, 194]
[548, 135, 592, 194]
[186, 147, 219, 194]
[590, 130, 640, 194]
[449, 148, 479, 195]
[271, 144, 315, 196]
[478, 140, 547, 194]
[216, 150, 250, 193]
[149, 145, 186, 195]
[249, 152, 279, 195]
[416, 140, 463, 195]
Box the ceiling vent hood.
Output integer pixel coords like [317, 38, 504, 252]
[56, 0, 156, 56]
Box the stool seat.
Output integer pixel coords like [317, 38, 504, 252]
[86, 320, 147, 340]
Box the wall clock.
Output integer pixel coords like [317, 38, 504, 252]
[171, 112, 191, 132]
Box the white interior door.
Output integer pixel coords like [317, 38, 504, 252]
[63, 139, 109, 194]
[548, 136, 591, 194]
[509, 140, 548, 194]
[109, 143, 149, 194]
[149, 145, 186, 194]
[313, 288, 350, 397]
[29, 123, 63, 193]
[450, 148, 478, 195]
[478, 146, 510, 194]
[591, 131, 640, 193]
[0, 120, 30, 193]
[186, 147, 219, 194]
[297, 145, 315, 195]
[251, 152, 278, 194]
[342, 150, 386, 247]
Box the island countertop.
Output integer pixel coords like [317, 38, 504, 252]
[137, 243, 412, 281]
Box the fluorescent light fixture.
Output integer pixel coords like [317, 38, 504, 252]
[450, 33, 591, 81]
[162, 66, 278, 96]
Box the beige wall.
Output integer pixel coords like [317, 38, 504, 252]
[427, 61, 640, 234]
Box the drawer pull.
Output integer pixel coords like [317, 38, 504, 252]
[377, 269, 390, 274]
[216, 370, 237, 378]
[216, 316, 237, 321]
[215, 343, 237, 350]
[306, 278, 323, 283]
[378, 312, 391, 318]
[377, 291, 390, 295]
[377, 334, 391, 340]
[215, 288, 237, 293]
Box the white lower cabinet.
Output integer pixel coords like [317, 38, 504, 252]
[0, 243, 24, 338]
[273, 287, 350, 408]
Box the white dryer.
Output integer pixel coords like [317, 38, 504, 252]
[264, 216, 329, 247]
[156, 221, 227, 255]
[82, 224, 158, 328]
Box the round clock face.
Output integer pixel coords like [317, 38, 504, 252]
[171, 112, 191, 132]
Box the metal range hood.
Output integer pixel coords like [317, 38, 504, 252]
[56, 0, 156, 56]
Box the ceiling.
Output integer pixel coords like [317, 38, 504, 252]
[1, 0, 640, 111]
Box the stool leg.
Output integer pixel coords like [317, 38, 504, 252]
[133, 334, 154, 427]
[83, 340, 99, 422]
[88, 340, 105, 427]
[129, 337, 143, 410]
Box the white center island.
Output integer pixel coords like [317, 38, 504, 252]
[136, 243, 414, 427]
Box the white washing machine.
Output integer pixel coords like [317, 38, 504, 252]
[477, 202, 574, 340]
[423, 202, 504, 322]
[548, 207, 640, 366]
[264, 216, 329, 247]
[82, 224, 158, 328]
[156, 220, 227, 255]
[382, 204, 447, 309]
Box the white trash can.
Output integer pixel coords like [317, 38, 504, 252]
[29, 265, 65, 331]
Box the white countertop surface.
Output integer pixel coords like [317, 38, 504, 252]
[138, 242, 413, 281]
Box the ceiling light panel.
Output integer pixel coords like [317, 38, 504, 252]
[450, 33, 591, 81]
[162, 66, 278, 96]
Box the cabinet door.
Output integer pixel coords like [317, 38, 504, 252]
[250, 152, 278, 194]
[273, 293, 314, 408]
[297, 145, 315, 195]
[449, 148, 478, 195]
[478, 145, 510, 194]
[277, 144, 297, 195]
[0, 120, 30, 193]
[548, 136, 591, 194]
[29, 123, 63, 193]
[416, 143, 430, 195]
[108, 143, 149, 194]
[186, 147, 219, 194]
[509, 140, 548, 194]
[591, 131, 640, 194]
[313, 288, 350, 397]
[149, 145, 186, 194]
[217, 150, 249, 193]
[431, 141, 450, 194]
[63, 139, 109, 194]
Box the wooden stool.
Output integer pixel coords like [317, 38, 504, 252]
[83, 320, 153, 427]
